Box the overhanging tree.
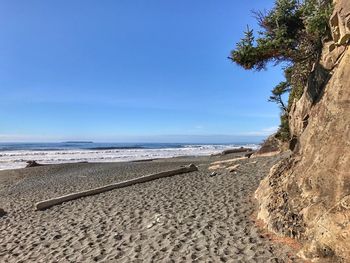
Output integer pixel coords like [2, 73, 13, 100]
[229, 0, 332, 141]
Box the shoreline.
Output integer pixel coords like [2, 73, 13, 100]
[0, 143, 260, 171]
[0, 151, 299, 262]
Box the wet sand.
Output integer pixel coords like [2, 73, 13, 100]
[0, 153, 301, 262]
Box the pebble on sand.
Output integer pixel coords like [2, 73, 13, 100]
[0, 208, 6, 217]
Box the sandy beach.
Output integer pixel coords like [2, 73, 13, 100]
[0, 152, 300, 262]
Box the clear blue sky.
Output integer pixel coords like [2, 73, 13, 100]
[0, 0, 284, 143]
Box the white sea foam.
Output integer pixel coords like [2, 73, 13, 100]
[0, 144, 259, 171]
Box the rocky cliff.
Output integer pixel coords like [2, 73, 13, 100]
[255, 0, 350, 261]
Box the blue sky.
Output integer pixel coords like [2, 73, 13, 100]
[0, 0, 284, 143]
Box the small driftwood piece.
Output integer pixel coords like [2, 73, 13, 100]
[0, 208, 6, 217]
[244, 151, 255, 158]
[26, 161, 44, 168]
[36, 164, 198, 210]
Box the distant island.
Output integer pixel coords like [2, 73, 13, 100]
[63, 141, 94, 144]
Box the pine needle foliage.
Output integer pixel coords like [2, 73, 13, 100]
[229, 0, 333, 141]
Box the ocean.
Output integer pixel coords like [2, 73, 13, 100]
[0, 142, 259, 170]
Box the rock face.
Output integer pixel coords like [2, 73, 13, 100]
[256, 1, 350, 261]
[330, 0, 350, 45]
[256, 134, 284, 155]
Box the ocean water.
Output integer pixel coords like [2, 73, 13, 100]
[0, 142, 259, 171]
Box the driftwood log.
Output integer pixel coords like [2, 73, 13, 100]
[221, 147, 252, 155]
[26, 161, 44, 168]
[36, 164, 198, 210]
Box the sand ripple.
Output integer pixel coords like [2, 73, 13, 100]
[0, 156, 301, 262]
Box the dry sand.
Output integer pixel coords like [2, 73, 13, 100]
[0, 153, 301, 262]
